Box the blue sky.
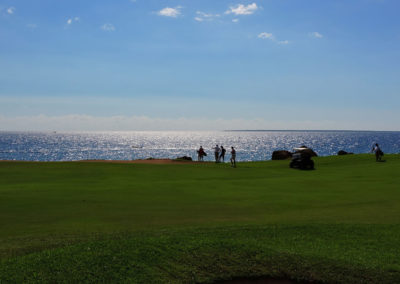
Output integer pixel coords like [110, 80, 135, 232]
[0, 0, 399, 130]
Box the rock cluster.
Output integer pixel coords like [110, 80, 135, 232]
[271, 150, 292, 160]
[271, 146, 318, 160]
[296, 146, 318, 157]
[175, 156, 193, 161]
[337, 150, 354, 155]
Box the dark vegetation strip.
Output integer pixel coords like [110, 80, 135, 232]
[215, 278, 307, 284]
[215, 278, 305, 284]
[1, 225, 400, 283]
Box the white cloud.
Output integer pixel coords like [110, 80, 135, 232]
[310, 31, 323, 38]
[258, 32, 274, 40]
[157, 6, 182, 18]
[101, 23, 115, 32]
[194, 11, 220, 22]
[258, 32, 289, 45]
[197, 11, 213, 18]
[225, 3, 258, 15]
[66, 17, 80, 25]
[7, 7, 15, 14]
[232, 18, 239, 23]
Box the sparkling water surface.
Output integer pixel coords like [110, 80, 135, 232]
[0, 131, 399, 162]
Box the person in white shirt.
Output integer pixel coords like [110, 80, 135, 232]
[371, 143, 383, 162]
[214, 145, 220, 163]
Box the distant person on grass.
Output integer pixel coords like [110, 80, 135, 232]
[230, 147, 236, 167]
[214, 145, 220, 163]
[219, 146, 226, 162]
[372, 143, 384, 162]
[197, 146, 206, 161]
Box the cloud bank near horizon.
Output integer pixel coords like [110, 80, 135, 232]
[0, 114, 398, 132]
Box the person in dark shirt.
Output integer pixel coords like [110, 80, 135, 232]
[230, 147, 236, 167]
[219, 146, 226, 162]
[197, 146, 206, 161]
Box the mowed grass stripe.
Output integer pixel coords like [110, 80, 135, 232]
[1, 155, 399, 239]
[1, 225, 400, 283]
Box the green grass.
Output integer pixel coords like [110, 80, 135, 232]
[0, 154, 400, 283]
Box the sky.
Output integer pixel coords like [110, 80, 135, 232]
[0, 0, 399, 131]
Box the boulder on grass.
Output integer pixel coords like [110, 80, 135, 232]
[338, 150, 354, 155]
[272, 150, 292, 160]
[295, 146, 318, 157]
[175, 156, 193, 161]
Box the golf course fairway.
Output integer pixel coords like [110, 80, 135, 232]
[0, 154, 399, 283]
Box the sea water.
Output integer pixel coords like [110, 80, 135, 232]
[0, 131, 399, 162]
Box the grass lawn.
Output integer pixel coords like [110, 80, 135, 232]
[0, 154, 400, 283]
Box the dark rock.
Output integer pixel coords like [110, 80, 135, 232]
[338, 150, 354, 155]
[272, 150, 292, 160]
[295, 146, 318, 157]
[175, 156, 193, 161]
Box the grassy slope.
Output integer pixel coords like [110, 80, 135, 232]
[0, 155, 400, 283]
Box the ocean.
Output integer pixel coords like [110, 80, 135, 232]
[0, 131, 399, 162]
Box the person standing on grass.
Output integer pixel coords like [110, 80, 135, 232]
[219, 146, 226, 162]
[371, 143, 384, 162]
[214, 145, 220, 163]
[230, 146, 236, 167]
[197, 146, 206, 161]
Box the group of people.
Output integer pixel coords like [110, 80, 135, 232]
[197, 143, 384, 166]
[197, 145, 236, 167]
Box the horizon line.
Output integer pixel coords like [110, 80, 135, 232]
[1, 129, 400, 133]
